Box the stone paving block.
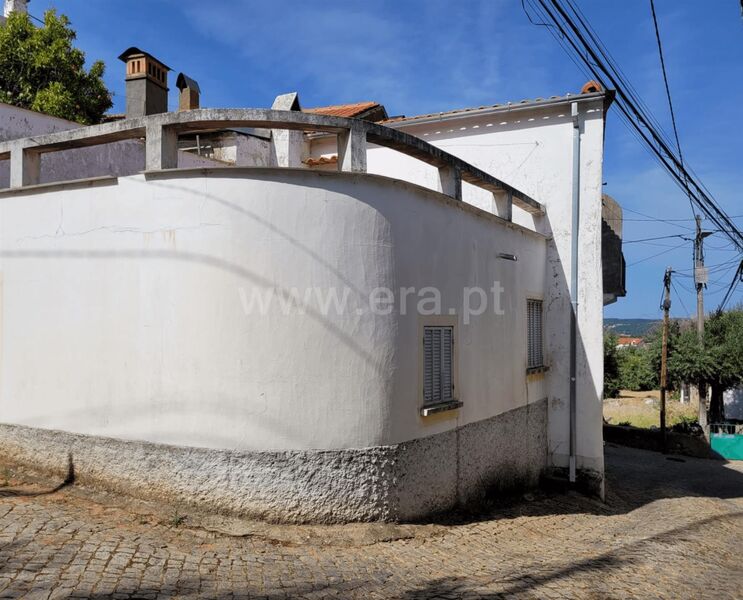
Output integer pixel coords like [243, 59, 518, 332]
[0, 446, 741, 599]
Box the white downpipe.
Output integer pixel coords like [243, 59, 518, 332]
[569, 101, 580, 483]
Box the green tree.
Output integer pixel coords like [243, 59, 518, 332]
[703, 308, 743, 423]
[668, 307, 743, 423]
[0, 10, 112, 124]
[603, 331, 620, 399]
[645, 320, 683, 391]
[617, 346, 657, 391]
[666, 329, 714, 390]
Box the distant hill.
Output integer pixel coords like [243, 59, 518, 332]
[604, 318, 661, 337]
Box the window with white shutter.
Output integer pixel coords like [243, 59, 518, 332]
[527, 299, 544, 369]
[423, 326, 454, 406]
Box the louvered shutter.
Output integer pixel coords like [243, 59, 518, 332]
[527, 300, 543, 368]
[424, 326, 454, 405]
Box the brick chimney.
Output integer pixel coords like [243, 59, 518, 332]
[176, 73, 200, 111]
[118, 47, 171, 119]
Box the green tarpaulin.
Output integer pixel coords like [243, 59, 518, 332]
[711, 433, 743, 460]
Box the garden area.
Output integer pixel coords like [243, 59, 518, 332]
[604, 306, 742, 430]
[603, 390, 697, 430]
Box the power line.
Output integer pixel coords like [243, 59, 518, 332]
[718, 261, 743, 311]
[670, 279, 693, 318]
[564, 0, 677, 149]
[673, 256, 742, 276]
[523, 0, 693, 238]
[627, 240, 688, 267]
[623, 234, 689, 244]
[528, 0, 743, 250]
[613, 210, 743, 225]
[649, 0, 695, 218]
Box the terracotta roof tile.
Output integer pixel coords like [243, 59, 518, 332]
[303, 155, 338, 167]
[303, 102, 381, 119]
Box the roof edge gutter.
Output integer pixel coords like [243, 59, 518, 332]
[305, 92, 612, 140]
[383, 91, 610, 129]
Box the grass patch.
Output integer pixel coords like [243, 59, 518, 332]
[168, 508, 187, 528]
[604, 390, 698, 429]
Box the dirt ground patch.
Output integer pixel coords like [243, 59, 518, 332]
[604, 389, 698, 429]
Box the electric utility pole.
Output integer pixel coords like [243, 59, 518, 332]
[660, 267, 672, 454]
[694, 215, 712, 428]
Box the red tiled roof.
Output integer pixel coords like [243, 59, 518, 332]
[303, 155, 338, 167]
[617, 337, 643, 346]
[304, 102, 381, 119]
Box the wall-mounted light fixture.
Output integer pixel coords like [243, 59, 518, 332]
[498, 253, 518, 261]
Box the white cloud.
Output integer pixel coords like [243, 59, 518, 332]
[168, 0, 514, 114]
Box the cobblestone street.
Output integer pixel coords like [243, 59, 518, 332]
[1, 444, 742, 599]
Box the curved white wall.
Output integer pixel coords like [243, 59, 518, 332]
[0, 169, 545, 452]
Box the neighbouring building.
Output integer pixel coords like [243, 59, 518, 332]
[0, 40, 624, 522]
[616, 336, 643, 348]
[0, 0, 28, 24]
[723, 386, 743, 422]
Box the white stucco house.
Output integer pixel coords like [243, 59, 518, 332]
[0, 38, 624, 522]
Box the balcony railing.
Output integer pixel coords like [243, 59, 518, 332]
[0, 108, 544, 218]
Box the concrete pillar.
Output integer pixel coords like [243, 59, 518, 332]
[9, 144, 40, 188]
[337, 125, 367, 173]
[146, 123, 178, 171]
[272, 129, 304, 168]
[493, 190, 513, 221]
[438, 165, 462, 200]
[271, 92, 304, 168]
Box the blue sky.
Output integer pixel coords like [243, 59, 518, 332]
[29, 0, 743, 319]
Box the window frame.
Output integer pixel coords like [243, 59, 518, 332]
[526, 297, 546, 373]
[418, 316, 462, 416]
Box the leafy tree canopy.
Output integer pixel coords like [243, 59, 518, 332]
[702, 307, 743, 391]
[603, 308, 742, 421]
[0, 10, 112, 125]
[665, 307, 743, 392]
[617, 346, 657, 392]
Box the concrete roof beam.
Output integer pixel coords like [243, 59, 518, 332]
[0, 108, 544, 216]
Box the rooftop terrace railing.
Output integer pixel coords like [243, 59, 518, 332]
[0, 108, 544, 218]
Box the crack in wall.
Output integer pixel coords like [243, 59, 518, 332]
[16, 222, 223, 244]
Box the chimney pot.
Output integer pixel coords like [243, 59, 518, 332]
[176, 73, 201, 111]
[118, 47, 171, 119]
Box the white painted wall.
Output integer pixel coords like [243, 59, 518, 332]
[0, 97, 607, 479]
[0, 169, 545, 451]
[724, 387, 743, 421]
[0, 103, 79, 140]
[310, 96, 608, 475]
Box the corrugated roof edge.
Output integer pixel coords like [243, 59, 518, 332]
[380, 90, 614, 127]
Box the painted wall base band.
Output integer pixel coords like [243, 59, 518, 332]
[0, 399, 548, 524]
